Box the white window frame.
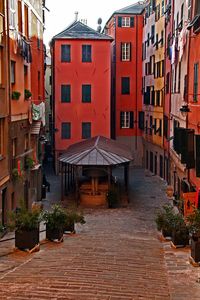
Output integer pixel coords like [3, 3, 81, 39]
[122, 43, 130, 61]
[121, 112, 130, 128]
[122, 17, 130, 27]
[9, 0, 16, 28]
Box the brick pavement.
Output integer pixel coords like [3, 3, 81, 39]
[0, 167, 200, 299]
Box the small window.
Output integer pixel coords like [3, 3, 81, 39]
[9, 0, 16, 28]
[138, 111, 144, 130]
[61, 123, 71, 139]
[82, 85, 91, 103]
[82, 45, 91, 62]
[10, 60, 15, 84]
[121, 43, 131, 61]
[17, 0, 22, 33]
[82, 122, 91, 139]
[61, 45, 71, 62]
[121, 77, 130, 95]
[122, 17, 131, 27]
[120, 111, 134, 129]
[61, 85, 71, 103]
[24, 4, 29, 37]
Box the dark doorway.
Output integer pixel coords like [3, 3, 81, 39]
[150, 151, 153, 173]
[160, 155, 163, 178]
[154, 155, 157, 175]
[2, 188, 7, 226]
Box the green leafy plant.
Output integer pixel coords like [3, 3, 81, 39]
[187, 208, 200, 237]
[25, 157, 35, 169]
[12, 91, 21, 100]
[12, 168, 24, 182]
[8, 199, 41, 232]
[43, 204, 67, 230]
[0, 223, 4, 233]
[65, 209, 85, 226]
[155, 204, 175, 234]
[24, 89, 32, 99]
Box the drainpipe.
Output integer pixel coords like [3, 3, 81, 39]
[135, 15, 138, 151]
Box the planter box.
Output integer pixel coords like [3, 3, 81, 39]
[172, 229, 189, 247]
[46, 225, 63, 241]
[64, 222, 75, 233]
[15, 228, 39, 250]
[191, 236, 200, 263]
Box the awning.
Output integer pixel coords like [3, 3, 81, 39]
[31, 121, 41, 135]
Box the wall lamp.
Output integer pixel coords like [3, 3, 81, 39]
[180, 104, 191, 117]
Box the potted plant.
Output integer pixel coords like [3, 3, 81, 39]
[43, 204, 67, 241]
[64, 209, 85, 234]
[171, 213, 189, 247]
[24, 89, 32, 100]
[155, 204, 175, 237]
[12, 168, 24, 182]
[187, 209, 200, 262]
[25, 157, 35, 170]
[0, 223, 5, 238]
[8, 200, 41, 251]
[107, 188, 119, 208]
[12, 91, 21, 100]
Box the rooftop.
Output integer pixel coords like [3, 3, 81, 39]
[114, 2, 146, 15]
[58, 136, 133, 166]
[52, 21, 113, 41]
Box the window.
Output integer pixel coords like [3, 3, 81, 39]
[120, 111, 133, 128]
[122, 17, 130, 27]
[161, 0, 165, 16]
[82, 122, 91, 139]
[82, 84, 91, 103]
[194, 63, 199, 102]
[12, 138, 17, 157]
[121, 77, 130, 94]
[61, 85, 71, 103]
[178, 62, 181, 93]
[24, 65, 28, 88]
[164, 115, 168, 138]
[61, 123, 71, 139]
[9, 0, 16, 28]
[118, 17, 134, 27]
[0, 118, 4, 157]
[121, 43, 131, 61]
[10, 61, 15, 84]
[17, 0, 22, 33]
[82, 45, 91, 62]
[188, 0, 192, 20]
[151, 25, 155, 44]
[24, 4, 29, 37]
[61, 45, 71, 62]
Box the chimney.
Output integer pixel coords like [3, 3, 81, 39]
[75, 11, 78, 21]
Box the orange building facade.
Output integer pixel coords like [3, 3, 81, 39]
[51, 21, 112, 172]
[105, 3, 145, 165]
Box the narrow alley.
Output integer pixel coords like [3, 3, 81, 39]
[0, 168, 200, 299]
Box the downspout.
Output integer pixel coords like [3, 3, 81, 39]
[135, 15, 138, 151]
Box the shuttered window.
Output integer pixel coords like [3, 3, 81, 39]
[120, 112, 134, 129]
[82, 45, 91, 62]
[61, 45, 71, 62]
[61, 85, 71, 103]
[82, 85, 91, 103]
[61, 123, 71, 139]
[121, 77, 130, 94]
[82, 122, 91, 139]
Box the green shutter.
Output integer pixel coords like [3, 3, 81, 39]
[118, 17, 122, 27]
[130, 17, 134, 27]
[130, 112, 134, 128]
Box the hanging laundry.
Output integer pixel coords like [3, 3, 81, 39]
[171, 39, 176, 64]
[32, 102, 46, 126]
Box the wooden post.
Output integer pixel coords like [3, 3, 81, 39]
[64, 163, 67, 195]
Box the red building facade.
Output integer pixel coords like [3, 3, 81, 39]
[105, 3, 145, 165]
[187, 0, 200, 198]
[51, 21, 112, 172]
